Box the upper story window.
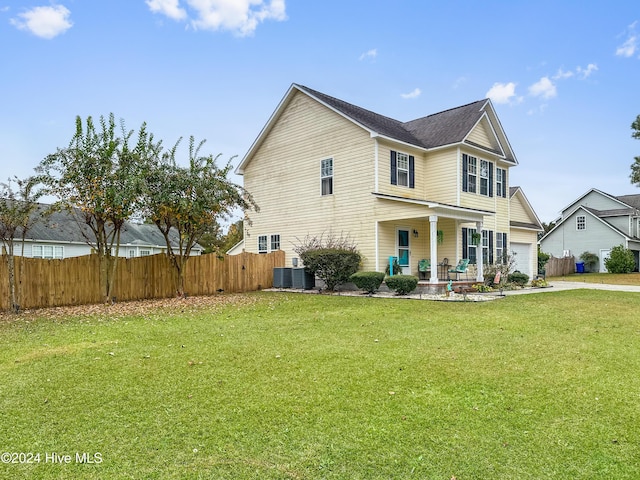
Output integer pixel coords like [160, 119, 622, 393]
[576, 215, 586, 231]
[390, 150, 415, 188]
[464, 154, 477, 194]
[463, 154, 495, 197]
[496, 168, 507, 198]
[321, 158, 333, 195]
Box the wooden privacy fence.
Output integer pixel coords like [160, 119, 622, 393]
[0, 250, 285, 311]
[544, 255, 576, 277]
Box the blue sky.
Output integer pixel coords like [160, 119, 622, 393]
[1, 1, 639, 223]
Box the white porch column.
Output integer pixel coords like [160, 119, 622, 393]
[476, 220, 484, 282]
[429, 215, 439, 283]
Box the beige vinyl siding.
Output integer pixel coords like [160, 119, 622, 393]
[510, 193, 533, 224]
[243, 91, 378, 269]
[376, 141, 425, 200]
[424, 149, 458, 204]
[466, 118, 500, 151]
[510, 229, 537, 244]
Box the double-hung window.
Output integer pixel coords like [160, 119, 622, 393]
[576, 216, 586, 231]
[270, 234, 281, 251]
[258, 235, 268, 254]
[321, 158, 333, 196]
[464, 154, 477, 194]
[396, 152, 410, 187]
[496, 168, 507, 198]
[479, 160, 490, 196]
[496, 233, 508, 264]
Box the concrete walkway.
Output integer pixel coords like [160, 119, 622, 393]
[503, 281, 640, 295]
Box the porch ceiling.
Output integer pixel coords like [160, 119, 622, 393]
[373, 192, 493, 222]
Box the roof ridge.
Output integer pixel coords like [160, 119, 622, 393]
[403, 99, 487, 125]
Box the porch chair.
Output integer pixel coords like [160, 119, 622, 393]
[448, 258, 470, 281]
[418, 259, 431, 280]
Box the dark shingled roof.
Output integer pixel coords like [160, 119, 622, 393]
[10, 202, 192, 250]
[295, 84, 487, 150]
[616, 194, 640, 210]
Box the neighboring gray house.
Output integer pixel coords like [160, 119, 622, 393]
[539, 189, 640, 272]
[2, 203, 203, 259]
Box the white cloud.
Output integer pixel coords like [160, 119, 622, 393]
[10, 5, 72, 39]
[552, 68, 574, 80]
[401, 88, 421, 99]
[528, 76, 557, 99]
[485, 82, 517, 104]
[146, 0, 187, 20]
[147, 0, 287, 36]
[616, 21, 638, 57]
[577, 63, 598, 79]
[359, 48, 377, 61]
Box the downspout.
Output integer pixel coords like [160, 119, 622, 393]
[374, 137, 379, 192]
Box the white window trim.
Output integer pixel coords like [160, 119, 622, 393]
[258, 234, 281, 254]
[258, 235, 268, 254]
[467, 155, 477, 194]
[270, 234, 281, 251]
[479, 160, 490, 196]
[576, 215, 586, 231]
[32, 244, 64, 259]
[396, 152, 410, 187]
[321, 157, 333, 196]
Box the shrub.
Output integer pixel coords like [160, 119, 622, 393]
[507, 270, 529, 287]
[531, 278, 548, 288]
[538, 249, 550, 274]
[604, 245, 636, 273]
[350, 271, 385, 294]
[579, 251, 599, 272]
[294, 232, 361, 291]
[385, 275, 418, 295]
[474, 283, 493, 292]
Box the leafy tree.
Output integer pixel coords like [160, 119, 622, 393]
[37, 114, 160, 303]
[630, 114, 640, 187]
[142, 137, 256, 297]
[0, 176, 43, 312]
[604, 244, 636, 273]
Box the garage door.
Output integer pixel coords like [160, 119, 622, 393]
[511, 243, 532, 279]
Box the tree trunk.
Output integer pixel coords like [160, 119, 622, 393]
[6, 254, 18, 313]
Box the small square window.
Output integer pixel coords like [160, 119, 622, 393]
[576, 216, 586, 231]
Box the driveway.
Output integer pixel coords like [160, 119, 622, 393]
[504, 281, 640, 295]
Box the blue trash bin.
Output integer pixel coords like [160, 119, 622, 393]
[576, 262, 585, 273]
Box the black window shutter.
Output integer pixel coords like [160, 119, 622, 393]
[390, 151, 397, 185]
[489, 163, 494, 198]
[409, 155, 415, 188]
[462, 227, 468, 259]
[462, 154, 468, 192]
[503, 169, 507, 198]
[489, 230, 494, 264]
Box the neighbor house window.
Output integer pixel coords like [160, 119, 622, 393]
[270, 234, 281, 251]
[258, 235, 268, 254]
[321, 158, 333, 195]
[140, 250, 151, 256]
[128, 249, 136, 258]
[496, 168, 507, 198]
[32, 245, 63, 259]
[576, 216, 586, 231]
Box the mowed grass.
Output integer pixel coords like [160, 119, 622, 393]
[1, 291, 639, 479]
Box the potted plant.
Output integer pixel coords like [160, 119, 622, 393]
[437, 230, 444, 244]
[471, 232, 481, 245]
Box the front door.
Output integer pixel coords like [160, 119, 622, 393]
[397, 228, 411, 275]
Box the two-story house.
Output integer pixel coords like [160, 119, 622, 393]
[234, 84, 541, 282]
[539, 188, 640, 272]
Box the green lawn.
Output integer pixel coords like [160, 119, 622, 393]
[1, 291, 639, 479]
